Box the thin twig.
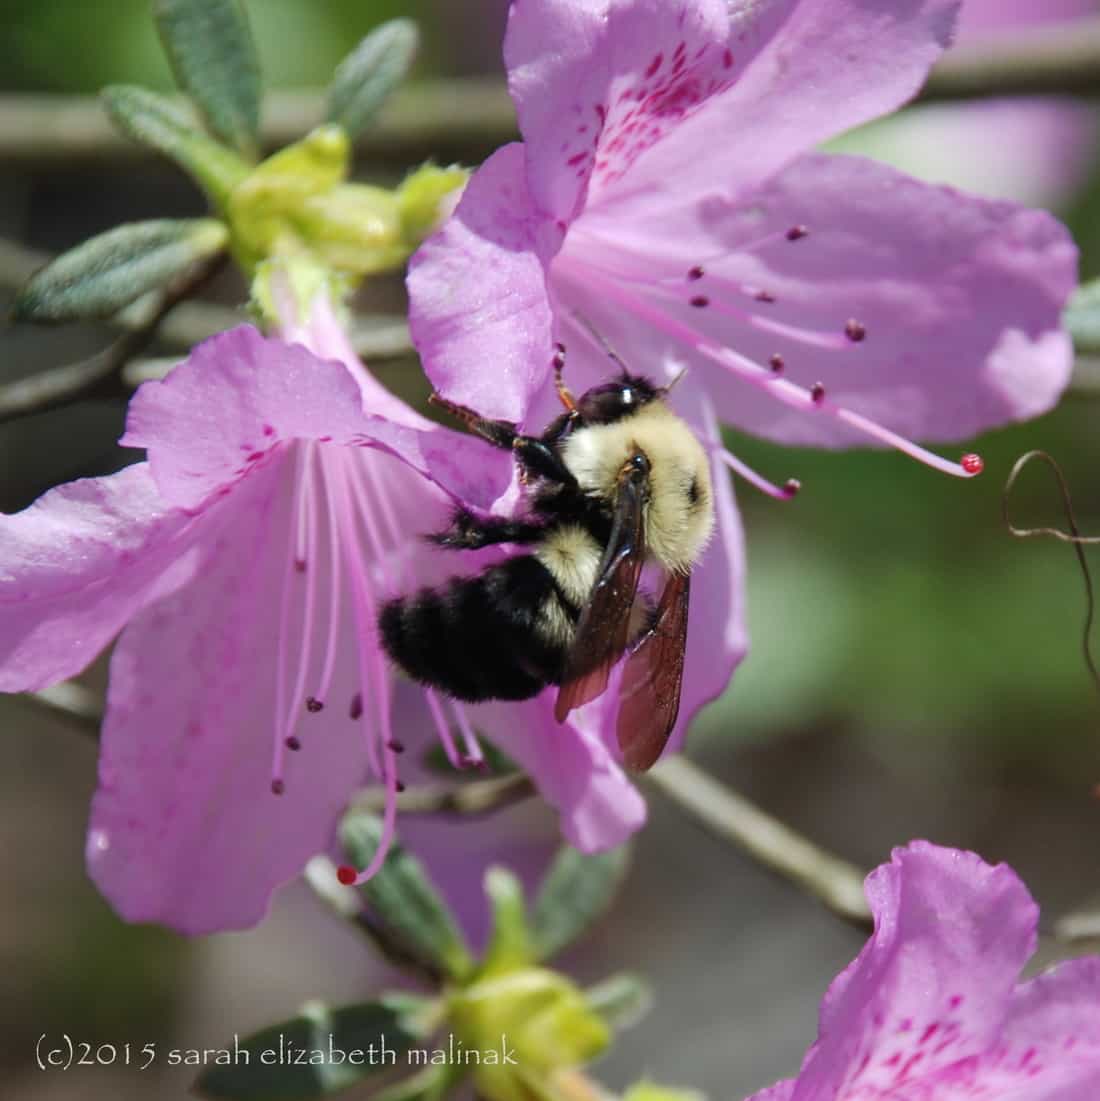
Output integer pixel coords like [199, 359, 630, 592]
[0, 250, 228, 423]
[351, 772, 536, 818]
[920, 17, 1100, 103]
[0, 18, 1098, 167]
[1003, 450, 1100, 695]
[21, 683, 102, 737]
[645, 755, 873, 929]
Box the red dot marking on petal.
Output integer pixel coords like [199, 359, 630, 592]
[336, 865, 357, 886]
[961, 453, 984, 475]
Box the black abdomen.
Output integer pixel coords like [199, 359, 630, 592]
[378, 555, 569, 702]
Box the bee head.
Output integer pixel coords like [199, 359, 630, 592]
[574, 374, 661, 425]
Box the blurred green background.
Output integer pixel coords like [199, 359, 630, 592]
[1, 2, 1099, 1099]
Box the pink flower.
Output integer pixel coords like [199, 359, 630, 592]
[0, 296, 644, 934]
[746, 842, 1100, 1101]
[409, 0, 1078, 741]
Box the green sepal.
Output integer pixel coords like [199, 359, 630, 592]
[584, 973, 653, 1032]
[227, 125, 350, 273]
[480, 867, 534, 976]
[194, 994, 438, 1100]
[532, 844, 630, 961]
[450, 970, 611, 1101]
[297, 184, 405, 276]
[101, 85, 249, 209]
[339, 813, 474, 982]
[13, 218, 227, 324]
[327, 19, 420, 139]
[1066, 279, 1100, 356]
[154, 0, 261, 158]
[396, 163, 469, 247]
[622, 1082, 707, 1101]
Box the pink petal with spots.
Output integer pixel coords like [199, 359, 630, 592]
[788, 843, 1038, 1101]
[506, 0, 732, 221]
[597, 0, 960, 223]
[124, 325, 508, 512]
[744, 1084, 794, 1101]
[408, 143, 560, 426]
[0, 464, 200, 692]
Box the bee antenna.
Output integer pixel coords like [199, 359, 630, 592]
[570, 311, 632, 378]
[660, 367, 689, 395]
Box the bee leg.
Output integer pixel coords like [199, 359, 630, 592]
[428, 392, 577, 488]
[429, 508, 545, 550]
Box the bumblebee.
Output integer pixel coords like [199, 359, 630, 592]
[378, 355, 714, 770]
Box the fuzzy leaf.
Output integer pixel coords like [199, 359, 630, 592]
[327, 19, 419, 139]
[194, 995, 433, 1100]
[154, 0, 261, 157]
[1066, 279, 1100, 356]
[480, 867, 533, 976]
[340, 814, 474, 981]
[585, 973, 653, 1032]
[101, 85, 248, 208]
[13, 219, 228, 324]
[532, 845, 630, 961]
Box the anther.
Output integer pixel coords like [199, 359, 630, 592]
[387, 739, 405, 754]
[395, 780, 406, 793]
[754, 290, 776, 304]
[305, 696, 323, 713]
[270, 778, 285, 795]
[783, 479, 802, 497]
[961, 453, 984, 476]
[285, 736, 301, 752]
[769, 354, 785, 374]
[687, 265, 705, 281]
[349, 693, 363, 720]
[844, 319, 866, 343]
[811, 382, 826, 404]
[336, 865, 358, 886]
[786, 225, 808, 241]
[690, 295, 709, 308]
[294, 558, 307, 573]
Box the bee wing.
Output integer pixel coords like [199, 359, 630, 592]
[616, 570, 691, 771]
[554, 460, 647, 723]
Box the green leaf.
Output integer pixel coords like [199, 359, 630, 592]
[1066, 279, 1100, 356]
[154, 0, 261, 157]
[194, 995, 434, 1101]
[480, 867, 533, 975]
[327, 19, 419, 139]
[101, 86, 249, 208]
[531, 844, 630, 961]
[340, 813, 474, 981]
[13, 219, 228, 324]
[584, 973, 653, 1032]
[422, 737, 517, 777]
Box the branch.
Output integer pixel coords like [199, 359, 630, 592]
[0, 79, 517, 166]
[350, 772, 536, 818]
[920, 18, 1100, 103]
[645, 755, 873, 929]
[0, 250, 227, 424]
[0, 21, 1096, 166]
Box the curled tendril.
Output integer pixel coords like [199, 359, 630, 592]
[1002, 450, 1099, 695]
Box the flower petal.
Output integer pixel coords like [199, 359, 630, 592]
[472, 690, 647, 852]
[789, 842, 1038, 1101]
[124, 325, 508, 511]
[591, 0, 960, 224]
[744, 1084, 794, 1101]
[87, 456, 372, 934]
[505, 0, 732, 221]
[0, 464, 200, 692]
[572, 153, 1076, 447]
[408, 143, 559, 425]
